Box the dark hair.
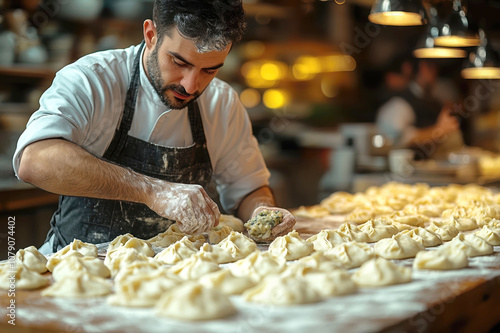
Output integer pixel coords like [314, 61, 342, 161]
[153, 0, 246, 52]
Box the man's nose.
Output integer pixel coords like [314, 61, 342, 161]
[180, 70, 199, 95]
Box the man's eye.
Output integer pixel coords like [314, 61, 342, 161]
[205, 69, 217, 75]
[173, 59, 187, 67]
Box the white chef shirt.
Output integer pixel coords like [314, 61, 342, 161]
[13, 44, 270, 212]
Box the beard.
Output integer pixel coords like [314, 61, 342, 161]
[146, 44, 201, 110]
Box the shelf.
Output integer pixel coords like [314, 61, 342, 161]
[0, 65, 56, 80]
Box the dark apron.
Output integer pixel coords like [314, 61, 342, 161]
[46, 42, 213, 251]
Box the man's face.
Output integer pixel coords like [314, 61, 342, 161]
[146, 28, 231, 109]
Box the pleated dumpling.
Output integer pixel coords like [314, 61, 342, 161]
[374, 234, 424, 259]
[229, 251, 286, 282]
[323, 241, 374, 269]
[108, 236, 154, 258]
[448, 233, 494, 257]
[148, 224, 205, 249]
[52, 255, 110, 281]
[400, 227, 442, 247]
[284, 252, 344, 277]
[475, 225, 500, 246]
[154, 236, 198, 265]
[413, 246, 468, 270]
[199, 269, 256, 295]
[306, 229, 348, 251]
[426, 222, 459, 242]
[197, 243, 234, 264]
[104, 248, 151, 277]
[0, 262, 49, 290]
[156, 283, 236, 320]
[352, 258, 412, 287]
[337, 223, 369, 242]
[243, 275, 321, 305]
[42, 271, 111, 298]
[208, 225, 233, 244]
[358, 219, 398, 242]
[218, 214, 244, 233]
[216, 231, 257, 262]
[51, 239, 98, 259]
[168, 253, 220, 280]
[114, 260, 162, 284]
[109, 270, 180, 307]
[443, 216, 478, 231]
[268, 230, 314, 260]
[15, 246, 47, 274]
[302, 270, 358, 297]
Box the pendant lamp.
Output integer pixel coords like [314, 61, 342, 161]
[413, 7, 467, 59]
[434, 0, 479, 48]
[461, 29, 500, 79]
[368, 0, 427, 26]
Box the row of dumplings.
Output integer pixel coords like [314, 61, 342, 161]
[295, 182, 500, 226]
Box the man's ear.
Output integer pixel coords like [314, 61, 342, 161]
[143, 19, 157, 50]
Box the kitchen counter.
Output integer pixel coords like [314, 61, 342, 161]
[1, 217, 499, 333]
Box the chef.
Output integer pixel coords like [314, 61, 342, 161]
[13, 0, 295, 253]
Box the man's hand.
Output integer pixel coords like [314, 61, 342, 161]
[252, 206, 296, 239]
[436, 106, 459, 135]
[147, 181, 220, 235]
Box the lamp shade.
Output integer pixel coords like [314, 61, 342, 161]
[461, 29, 500, 79]
[368, 0, 427, 26]
[413, 7, 467, 59]
[434, 0, 479, 47]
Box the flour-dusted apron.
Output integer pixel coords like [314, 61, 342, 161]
[46, 42, 213, 251]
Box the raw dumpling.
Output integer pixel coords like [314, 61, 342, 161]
[154, 236, 198, 265]
[216, 231, 257, 262]
[449, 233, 494, 257]
[107, 233, 135, 252]
[108, 236, 154, 258]
[229, 251, 286, 282]
[109, 270, 180, 307]
[358, 220, 398, 242]
[443, 217, 478, 231]
[46, 251, 84, 272]
[114, 260, 162, 284]
[400, 228, 442, 247]
[337, 223, 370, 242]
[218, 214, 244, 233]
[344, 207, 374, 224]
[0, 262, 49, 290]
[197, 243, 234, 264]
[284, 252, 344, 276]
[306, 229, 348, 251]
[104, 248, 151, 277]
[374, 234, 424, 259]
[148, 224, 206, 249]
[292, 205, 331, 218]
[390, 213, 428, 227]
[426, 222, 459, 242]
[302, 270, 358, 297]
[168, 253, 220, 280]
[413, 246, 468, 270]
[352, 258, 412, 287]
[243, 275, 321, 305]
[15, 246, 47, 273]
[51, 255, 110, 281]
[475, 225, 500, 245]
[51, 239, 98, 259]
[41, 271, 111, 298]
[199, 269, 256, 295]
[268, 230, 314, 260]
[156, 283, 236, 320]
[244, 209, 283, 241]
[323, 241, 374, 269]
[208, 225, 233, 244]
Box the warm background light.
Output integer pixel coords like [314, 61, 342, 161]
[368, 12, 424, 26]
[413, 47, 467, 59]
[461, 67, 500, 79]
[263, 89, 288, 109]
[240, 88, 261, 108]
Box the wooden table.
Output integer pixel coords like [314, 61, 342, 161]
[1, 217, 499, 333]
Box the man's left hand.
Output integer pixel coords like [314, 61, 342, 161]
[252, 206, 296, 239]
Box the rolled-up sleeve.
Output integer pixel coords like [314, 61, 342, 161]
[210, 89, 270, 213]
[12, 65, 96, 177]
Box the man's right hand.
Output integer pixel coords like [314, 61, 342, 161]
[146, 181, 220, 235]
